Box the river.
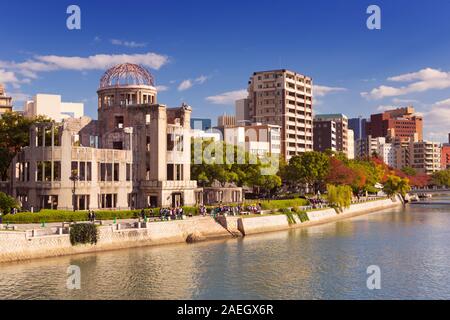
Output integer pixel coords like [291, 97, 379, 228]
[1, 197, 450, 300]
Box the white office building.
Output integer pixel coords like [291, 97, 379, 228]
[24, 94, 84, 122]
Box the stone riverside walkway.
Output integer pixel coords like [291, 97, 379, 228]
[4, 216, 189, 231]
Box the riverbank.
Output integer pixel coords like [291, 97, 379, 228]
[0, 196, 403, 263]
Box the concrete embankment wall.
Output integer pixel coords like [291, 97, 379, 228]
[0, 197, 402, 263]
[232, 196, 402, 236]
[0, 217, 230, 263]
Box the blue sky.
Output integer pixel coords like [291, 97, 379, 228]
[1, 0, 450, 141]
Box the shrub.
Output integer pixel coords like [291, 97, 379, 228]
[297, 211, 310, 223]
[70, 223, 98, 246]
[249, 198, 309, 210]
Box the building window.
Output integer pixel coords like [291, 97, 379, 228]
[113, 141, 123, 150]
[126, 163, 131, 181]
[86, 162, 92, 181]
[115, 116, 124, 129]
[114, 163, 119, 181]
[167, 164, 174, 180]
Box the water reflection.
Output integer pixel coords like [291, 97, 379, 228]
[1, 202, 450, 299]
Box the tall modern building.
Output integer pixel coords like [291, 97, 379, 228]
[366, 107, 423, 142]
[348, 116, 367, 140]
[313, 114, 348, 155]
[0, 84, 13, 116]
[242, 69, 313, 160]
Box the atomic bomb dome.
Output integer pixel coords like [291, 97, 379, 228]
[99, 63, 155, 89]
[97, 63, 158, 109]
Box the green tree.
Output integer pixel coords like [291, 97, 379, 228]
[432, 169, 450, 187]
[383, 175, 411, 198]
[326, 184, 352, 212]
[0, 112, 50, 180]
[285, 152, 330, 193]
[0, 192, 19, 214]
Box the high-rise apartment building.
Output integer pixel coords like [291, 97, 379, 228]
[366, 106, 423, 142]
[0, 84, 13, 116]
[313, 114, 348, 155]
[313, 120, 337, 152]
[242, 69, 313, 160]
[408, 141, 441, 175]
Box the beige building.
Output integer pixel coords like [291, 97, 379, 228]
[347, 129, 355, 159]
[0, 84, 13, 116]
[24, 94, 84, 122]
[242, 69, 313, 160]
[8, 63, 201, 210]
[218, 113, 236, 127]
[408, 140, 441, 175]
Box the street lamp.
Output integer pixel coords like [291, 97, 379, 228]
[70, 170, 79, 212]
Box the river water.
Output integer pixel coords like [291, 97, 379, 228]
[1, 197, 450, 300]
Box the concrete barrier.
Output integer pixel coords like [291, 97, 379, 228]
[237, 215, 289, 236]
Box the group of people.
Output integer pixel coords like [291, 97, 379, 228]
[206, 203, 262, 217]
[308, 197, 327, 209]
[159, 207, 185, 221]
[87, 210, 97, 222]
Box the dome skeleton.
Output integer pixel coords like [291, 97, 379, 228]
[99, 63, 155, 89]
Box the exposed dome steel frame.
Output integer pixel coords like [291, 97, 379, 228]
[99, 63, 155, 89]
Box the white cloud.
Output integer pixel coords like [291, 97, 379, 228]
[376, 105, 401, 112]
[177, 75, 209, 91]
[313, 85, 347, 97]
[155, 85, 169, 92]
[391, 98, 420, 105]
[0, 52, 169, 85]
[421, 98, 450, 142]
[206, 89, 247, 105]
[195, 75, 208, 84]
[0, 69, 19, 84]
[110, 39, 147, 48]
[178, 80, 193, 91]
[362, 67, 450, 100]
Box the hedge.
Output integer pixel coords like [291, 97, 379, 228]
[2, 209, 140, 224]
